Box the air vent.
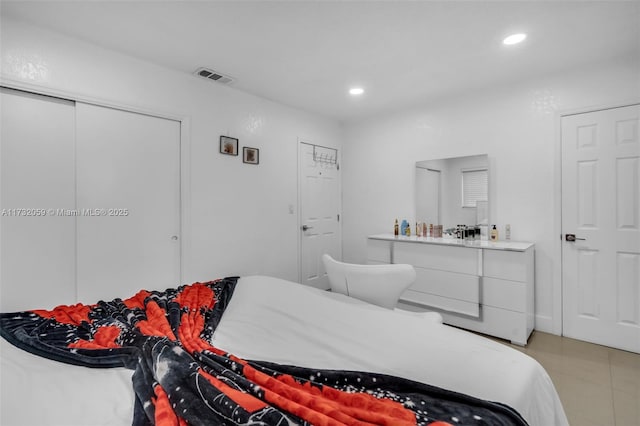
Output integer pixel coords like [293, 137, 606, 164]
[194, 67, 234, 84]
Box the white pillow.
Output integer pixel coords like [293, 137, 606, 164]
[322, 254, 416, 309]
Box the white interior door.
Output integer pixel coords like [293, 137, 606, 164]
[0, 88, 77, 311]
[299, 142, 340, 289]
[75, 103, 181, 302]
[562, 104, 640, 353]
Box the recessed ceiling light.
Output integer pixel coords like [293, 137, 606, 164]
[503, 33, 527, 45]
[349, 87, 364, 95]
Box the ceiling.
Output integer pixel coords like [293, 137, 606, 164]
[2, 1, 639, 122]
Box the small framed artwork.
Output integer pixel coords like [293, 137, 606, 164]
[220, 136, 238, 156]
[243, 147, 259, 164]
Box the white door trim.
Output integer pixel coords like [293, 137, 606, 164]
[557, 99, 640, 338]
[540, 100, 640, 336]
[297, 139, 302, 283]
[559, 99, 640, 118]
[0, 78, 191, 286]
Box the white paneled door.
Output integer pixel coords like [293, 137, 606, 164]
[76, 103, 181, 302]
[299, 142, 340, 289]
[562, 104, 640, 353]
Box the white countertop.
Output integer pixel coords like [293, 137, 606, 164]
[368, 234, 534, 252]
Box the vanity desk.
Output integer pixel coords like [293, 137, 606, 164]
[367, 234, 534, 345]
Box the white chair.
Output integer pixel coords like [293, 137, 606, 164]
[322, 254, 416, 309]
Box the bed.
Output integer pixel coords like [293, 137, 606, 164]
[0, 275, 568, 426]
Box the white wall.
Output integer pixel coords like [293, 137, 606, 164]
[0, 17, 342, 285]
[342, 56, 640, 334]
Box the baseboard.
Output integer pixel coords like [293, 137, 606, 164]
[533, 314, 559, 335]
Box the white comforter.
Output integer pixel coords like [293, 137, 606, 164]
[211, 276, 568, 426]
[0, 275, 568, 426]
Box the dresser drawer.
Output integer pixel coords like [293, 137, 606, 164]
[401, 268, 480, 317]
[410, 268, 480, 303]
[483, 277, 526, 312]
[367, 239, 392, 263]
[394, 242, 479, 275]
[483, 249, 532, 282]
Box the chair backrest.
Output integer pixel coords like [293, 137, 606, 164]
[322, 254, 416, 309]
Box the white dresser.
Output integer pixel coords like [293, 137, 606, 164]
[367, 234, 535, 345]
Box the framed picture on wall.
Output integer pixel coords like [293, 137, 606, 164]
[220, 136, 238, 156]
[243, 147, 259, 164]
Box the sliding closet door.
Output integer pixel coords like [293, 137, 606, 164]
[75, 103, 181, 302]
[0, 88, 76, 311]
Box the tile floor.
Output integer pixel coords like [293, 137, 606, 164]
[494, 331, 640, 426]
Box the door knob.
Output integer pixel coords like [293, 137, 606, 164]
[171, 235, 179, 241]
[301, 225, 313, 231]
[565, 234, 586, 242]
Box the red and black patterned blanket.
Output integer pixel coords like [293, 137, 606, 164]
[0, 277, 528, 425]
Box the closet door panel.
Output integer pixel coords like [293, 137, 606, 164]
[75, 103, 180, 302]
[0, 88, 76, 311]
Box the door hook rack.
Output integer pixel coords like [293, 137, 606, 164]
[312, 145, 337, 166]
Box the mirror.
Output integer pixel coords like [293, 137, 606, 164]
[415, 154, 489, 231]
